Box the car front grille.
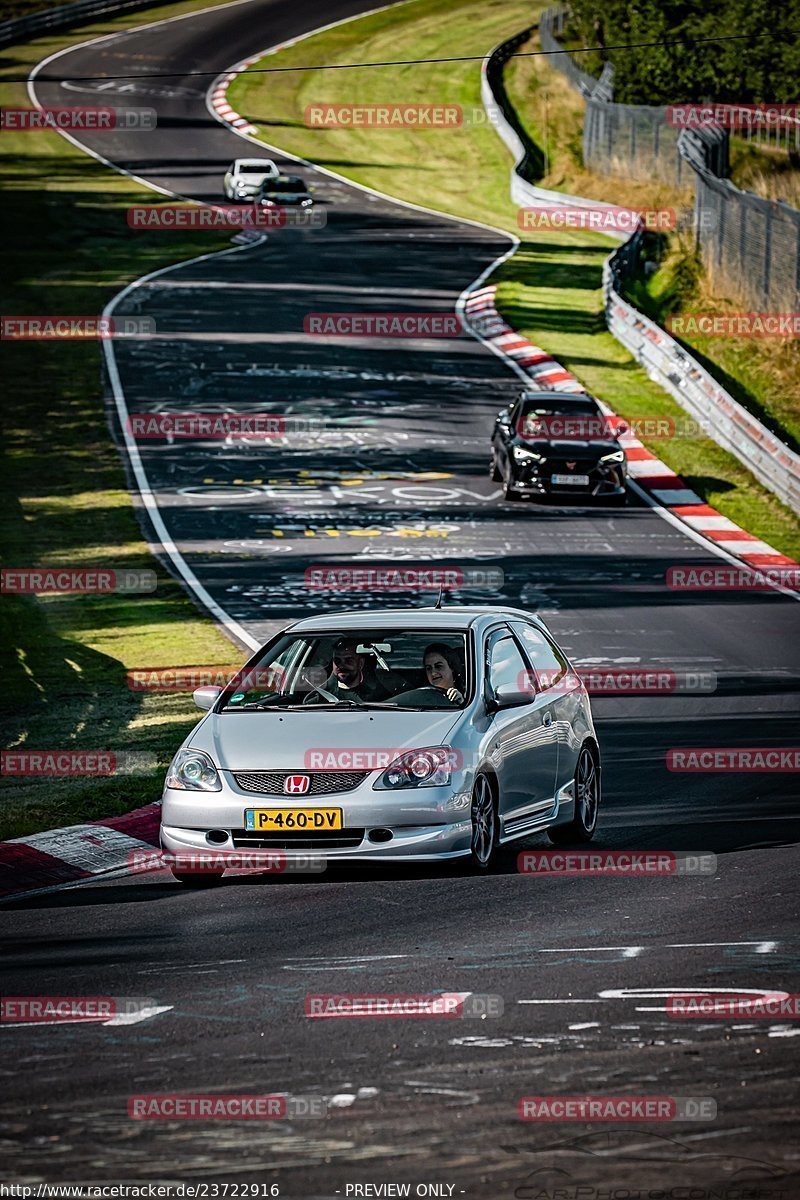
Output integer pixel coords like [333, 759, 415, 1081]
[231, 828, 365, 850]
[232, 770, 369, 795]
[544, 459, 598, 475]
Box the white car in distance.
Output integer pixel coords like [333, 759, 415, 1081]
[223, 159, 280, 200]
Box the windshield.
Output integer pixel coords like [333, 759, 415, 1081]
[262, 177, 305, 193]
[518, 397, 607, 441]
[238, 162, 272, 174]
[219, 630, 471, 712]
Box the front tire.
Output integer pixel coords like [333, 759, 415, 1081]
[503, 471, 520, 502]
[547, 745, 600, 844]
[490, 449, 502, 482]
[469, 773, 499, 871]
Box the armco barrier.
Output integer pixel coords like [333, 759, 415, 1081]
[481, 33, 800, 518]
[0, 0, 169, 48]
[603, 273, 800, 517]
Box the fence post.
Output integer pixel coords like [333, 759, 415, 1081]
[763, 203, 773, 307]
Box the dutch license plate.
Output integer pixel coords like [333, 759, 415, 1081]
[551, 473, 590, 486]
[245, 808, 343, 831]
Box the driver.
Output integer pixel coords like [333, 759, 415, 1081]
[305, 637, 405, 703]
[423, 643, 465, 704]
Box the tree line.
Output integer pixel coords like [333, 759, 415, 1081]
[561, 0, 800, 105]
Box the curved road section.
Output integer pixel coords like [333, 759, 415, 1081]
[7, 0, 800, 1193]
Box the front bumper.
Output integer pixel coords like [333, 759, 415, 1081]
[160, 779, 473, 864]
[511, 462, 626, 498]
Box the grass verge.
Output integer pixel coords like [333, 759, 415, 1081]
[1, 0, 246, 840]
[228, 0, 800, 558]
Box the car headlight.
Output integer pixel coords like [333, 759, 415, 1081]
[166, 748, 222, 792]
[375, 747, 454, 790]
[512, 446, 544, 463]
[259, 198, 275, 206]
[599, 449, 625, 464]
[301, 198, 313, 206]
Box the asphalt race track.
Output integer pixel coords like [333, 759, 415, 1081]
[4, 0, 800, 1195]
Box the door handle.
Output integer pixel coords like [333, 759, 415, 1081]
[542, 712, 553, 727]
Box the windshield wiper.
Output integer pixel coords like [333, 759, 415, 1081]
[234, 695, 299, 710]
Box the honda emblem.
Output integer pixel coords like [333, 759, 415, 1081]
[566, 461, 576, 469]
[283, 774, 311, 795]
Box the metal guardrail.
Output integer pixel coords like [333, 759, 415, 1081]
[482, 33, 800, 517]
[0, 0, 168, 49]
[603, 269, 800, 516]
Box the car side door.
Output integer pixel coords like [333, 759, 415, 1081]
[510, 620, 581, 799]
[484, 627, 559, 836]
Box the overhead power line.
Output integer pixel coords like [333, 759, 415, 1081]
[21, 31, 761, 85]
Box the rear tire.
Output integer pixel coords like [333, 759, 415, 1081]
[490, 450, 502, 482]
[171, 871, 224, 887]
[468, 773, 499, 871]
[547, 745, 600, 844]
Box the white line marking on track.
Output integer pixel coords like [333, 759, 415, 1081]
[665, 941, 778, 952]
[102, 246, 264, 651]
[137, 958, 245, 974]
[104, 1004, 174, 1025]
[518, 999, 603, 1005]
[537, 946, 644, 957]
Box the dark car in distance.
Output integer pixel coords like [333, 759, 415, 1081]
[490, 390, 628, 504]
[254, 174, 314, 208]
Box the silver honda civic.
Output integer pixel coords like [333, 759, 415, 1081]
[159, 606, 601, 883]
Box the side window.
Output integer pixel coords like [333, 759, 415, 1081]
[487, 634, 529, 695]
[510, 621, 569, 692]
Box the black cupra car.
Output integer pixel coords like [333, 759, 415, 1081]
[490, 390, 628, 503]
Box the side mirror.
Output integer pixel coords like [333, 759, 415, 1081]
[487, 683, 534, 713]
[193, 685, 222, 711]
